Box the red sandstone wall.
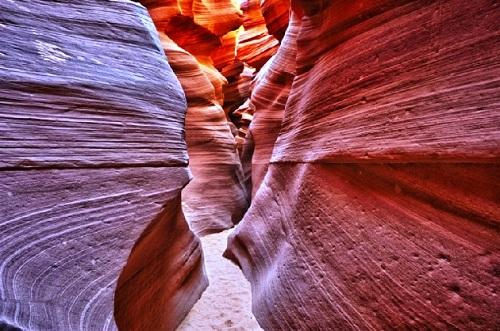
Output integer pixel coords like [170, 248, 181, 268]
[227, 1, 500, 329]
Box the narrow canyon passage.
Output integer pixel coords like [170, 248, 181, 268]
[0, 0, 499, 331]
[178, 230, 262, 330]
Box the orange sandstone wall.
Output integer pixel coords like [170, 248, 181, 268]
[142, 0, 248, 235]
[141, 0, 282, 235]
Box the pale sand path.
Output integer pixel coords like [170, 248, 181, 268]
[178, 229, 263, 331]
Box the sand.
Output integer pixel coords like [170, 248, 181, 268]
[178, 229, 263, 331]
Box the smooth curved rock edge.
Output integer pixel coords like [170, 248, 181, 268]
[158, 32, 249, 236]
[141, 0, 282, 235]
[0, 1, 207, 330]
[227, 0, 500, 330]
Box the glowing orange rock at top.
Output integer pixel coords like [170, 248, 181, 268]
[147, 0, 242, 36]
[192, 0, 243, 36]
[237, 0, 279, 70]
[144, 0, 242, 58]
[260, 0, 290, 41]
[166, 15, 221, 57]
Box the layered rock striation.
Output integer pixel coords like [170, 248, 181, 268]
[141, 0, 284, 235]
[159, 33, 248, 235]
[227, 0, 500, 329]
[260, 0, 290, 41]
[0, 1, 206, 330]
[142, 0, 249, 235]
[245, 11, 298, 197]
[3, 0, 499, 330]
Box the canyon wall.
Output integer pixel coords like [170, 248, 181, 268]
[227, 0, 500, 330]
[159, 30, 248, 236]
[142, 0, 250, 235]
[0, 1, 206, 330]
[141, 0, 284, 235]
[2, 0, 499, 330]
[245, 11, 298, 197]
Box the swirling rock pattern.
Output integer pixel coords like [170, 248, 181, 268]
[191, 0, 243, 36]
[247, 11, 296, 197]
[260, 0, 290, 41]
[142, 0, 250, 235]
[237, 0, 279, 70]
[160, 33, 248, 235]
[227, 0, 500, 329]
[0, 1, 206, 330]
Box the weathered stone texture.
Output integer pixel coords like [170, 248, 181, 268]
[0, 1, 206, 330]
[227, 1, 500, 329]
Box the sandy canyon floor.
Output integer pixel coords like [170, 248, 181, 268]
[178, 230, 262, 331]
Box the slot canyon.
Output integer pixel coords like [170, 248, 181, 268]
[0, 0, 499, 330]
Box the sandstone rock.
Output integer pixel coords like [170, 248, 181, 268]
[260, 0, 290, 41]
[141, 0, 250, 236]
[232, 99, 255, 149]
[160, 34, 248, 235]
[166, 15, 222, 58]
[228, 163, 500, 330]
[275, 1, 500, 163]
[0, 1, 206, 330]
[247, 12, 297, 196]
[237, 0, 279, 70]
[146, 0, 242, 37]
[223, 64, 255, 116]
[191, 0, 243, 36]
[212, 30, 239, 72]
[227, 0, 500, 329]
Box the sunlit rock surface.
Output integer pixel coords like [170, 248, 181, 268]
[0, 1, 206, 330]
[192, 0, 243, 36]
[237, 0, 279, 70]
[260, 0, 290, 41]
[159, 33, 248, 235]
[227, 0, 500, 329]
[142, 0, 249, 236]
